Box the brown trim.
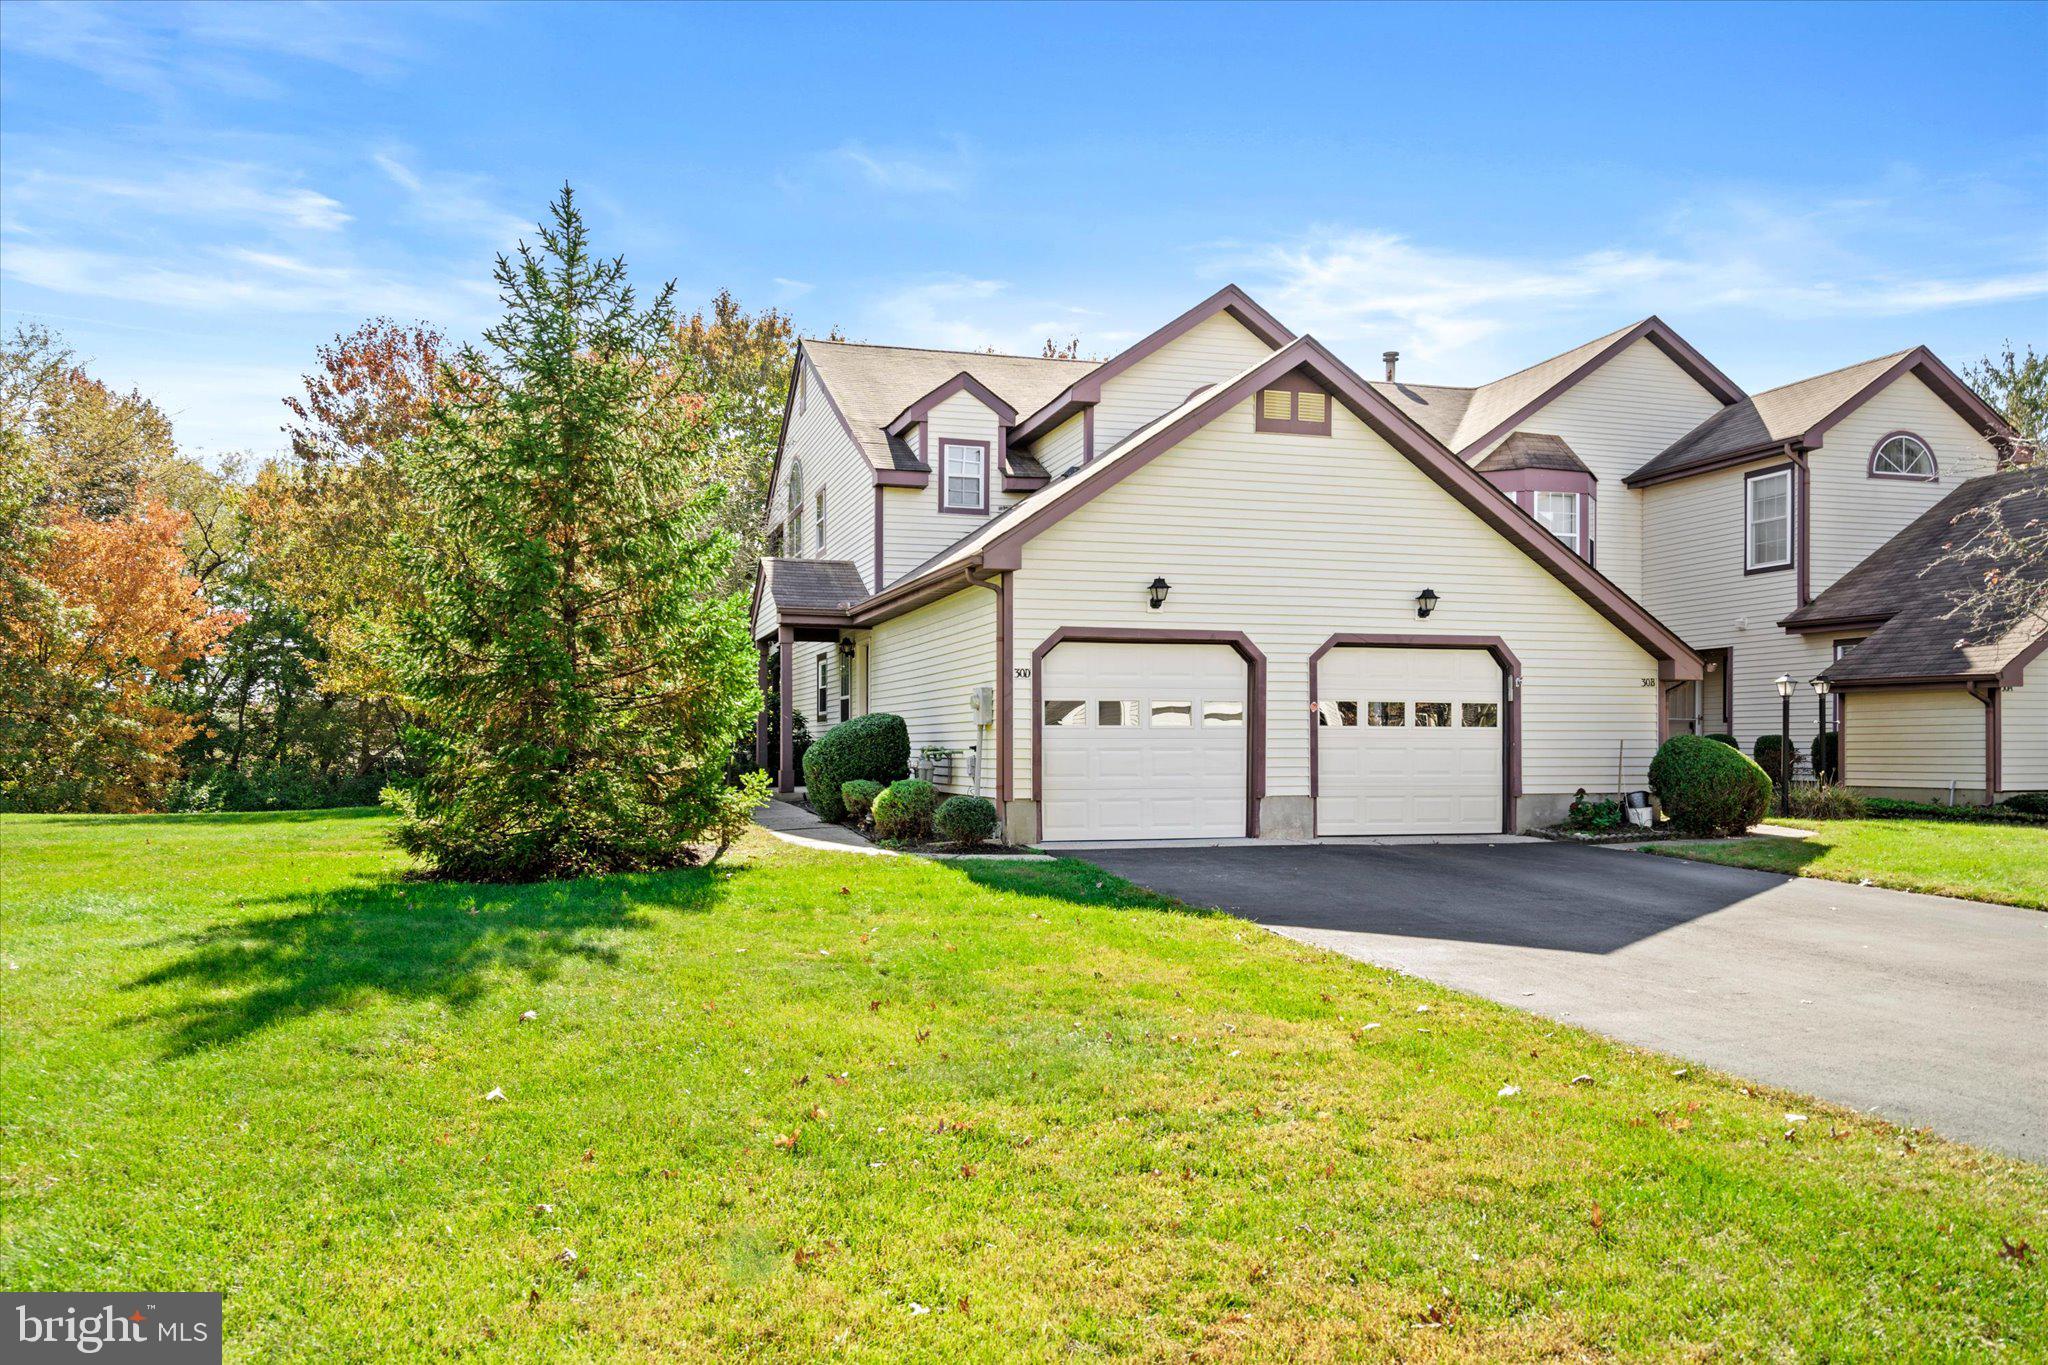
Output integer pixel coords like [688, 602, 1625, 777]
[871, 484, 884, 590]
[776, 624, 795, 794]
[997, 575, 1013, 805]
[1824, 674, 2000, 690]
[1867, 429, 1940, 483]
[1986, 686, 2003, 796]
[1742, 463, 1797, 577]
[1839, 688, 1848, 782]
[1626, 439, 1796, 489]
[935, 438, 991, 515]
[872, 468, 928, 489]
[1795, 449, 1812, 604]
[1483, 470, 1598, 564]
[1252, 372, 1334, 436]
[885, 371, 1017, 436]
[1081, 405, 1095, 464]
[1009, 284, 1295, 447]
[1455, 316, 1746, 460]
[1780, 611, 1892, 634]
[1802, 349, 2010, 450]
[1305, 634, 1523, 836]
[1028, 627, 1267, 841]
[1999, 630, 2048, 687]
[754, 640, 772, 771]
[1001, 472, 1049, 493]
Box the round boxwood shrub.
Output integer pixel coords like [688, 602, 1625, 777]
[1705, 733, 1739, 748]
[802, 712, 910, 822]
[1650, 733, 1772, 837]
[841, 779, 884, 821]
[871, 779, 937, 840]
[933, 795, 1000, 846]
[1810, 730, 1840, 783]
[1751, 733, 1793, 784]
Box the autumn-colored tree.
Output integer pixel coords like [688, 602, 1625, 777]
[1, 324, 178, 517]
[0, 500, 239, 811]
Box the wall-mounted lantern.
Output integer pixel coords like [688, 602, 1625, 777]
[837, 636, 857, 660]
[1415, 587, 1439, 619]
[1147, 576, 1171, 610]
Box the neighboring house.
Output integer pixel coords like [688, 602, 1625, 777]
[752, 285, 2028, 842]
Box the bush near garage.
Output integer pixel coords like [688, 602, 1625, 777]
[840, 780, 884, 822]
[871, 779, 937, 840]
[1751, 733, 1794, 784]
[1650, 734, 1772, 837]
[933, 795, 1000, 846]
[802, 713, 910, 822]
[1810, 730, 1840, 783]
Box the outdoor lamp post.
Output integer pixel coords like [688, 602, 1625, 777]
[1774, 673, 1795, 815]
[1811, 675, 1831, 780]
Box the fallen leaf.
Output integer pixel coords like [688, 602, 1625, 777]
[554, 1248, 578, 1267]
[518, 1010, 538, 1023]
[773, 1129, 800, 1151]
[956, 1296, 969, 1314]
[1999, 1237, 2032, 1263]
[808, 1105, 828, 1121]
[1589, 1203, 1605, 1231]
[1569, 1074, 1593, 1086]
[960, 1164, 976, 1179]
[869, 1000, 881, 1013]
[532, 1203, 554, 1215]
[483, 1087, 506, 1102]
[582, 1148, 595, 1163]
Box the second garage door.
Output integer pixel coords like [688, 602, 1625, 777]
[1040, 641, 1248, 840]
[1316, 647, 1504, 835]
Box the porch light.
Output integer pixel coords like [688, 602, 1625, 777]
[1415, 587, 1439, 619]
[836, 636, 857, 660]
[1147, 576, 1171, 610]
[1774, 674, 1795, 699]
[1810, 676, 1830, 697]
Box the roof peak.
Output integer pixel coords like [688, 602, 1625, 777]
[1748, 347, 1917, 401]
[803, 337, 1096, 365]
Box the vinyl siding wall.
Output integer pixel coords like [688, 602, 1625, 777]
[864, 586, 997, 798]
[2002, 678, 2048, 793]
[880, 391, 1020, 585]
[1091, 313, 1277, 456]
[761, 356, 877, 739]
[1033, 410, 1088, 474]
[1465, 339, 1728, 599]
[1806, 374, 2001, 594]
[1006, 396, 1666, 811]
[1639, 457, 1840, 754]
[1843, 687, 1986, 792]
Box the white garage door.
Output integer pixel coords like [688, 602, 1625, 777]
[1040, 642, 1247, 840]
[1316, 648, 1503, 835]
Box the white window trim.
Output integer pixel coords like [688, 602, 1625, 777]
[815, 657, 829, 720]
[814, 490, 826, 556]
[1745, 467, 1794, 572]
[941, 441, 987, 512]
[1533, 490, 1581, 555]
[1870, 433, 1937, 481]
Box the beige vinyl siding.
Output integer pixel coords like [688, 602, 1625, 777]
[1807, 374, 2002, 595]
[1466, 339, 1727, 599]
[864, 587, 997, 798]
[1008, 396, 1665, 807]
[1032, 410, 1088, 475]
[2002, 678, 2048, 792]
[881, 391, 1021, 586]
[1091, 312, 1277, 456]
[1641, 458, 1836, 753]
[1844, 687, 1985, 790]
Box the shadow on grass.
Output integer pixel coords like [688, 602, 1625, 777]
[125, 862, 741, 1055]
[1649, 835, 1832, 877]
[40, 807, 388, 829]
[951, 856, 1220, 917]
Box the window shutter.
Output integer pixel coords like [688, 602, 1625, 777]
[1295, 391, 1327, 424]
[1261, 389, 1293, 421]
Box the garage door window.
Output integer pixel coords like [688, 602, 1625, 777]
[1044, 700, 1087, 726]
[1096, 699, 1139, 727]
[1203, 700, 1244, 726]
[1150, 701, 1193, 727]
[1414, 702, 1452, 727]
[1316, 700, 1358, 727]
[1461, 701, 1499, 728]
[1367, 701, 1406, 726]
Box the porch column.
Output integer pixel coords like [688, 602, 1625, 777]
[754, 639, 772, 773]
[776, 624, 796, 794]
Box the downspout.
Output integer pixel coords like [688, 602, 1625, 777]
[1789, 443, 1813, 606]
[1968, 683, 2002, 799]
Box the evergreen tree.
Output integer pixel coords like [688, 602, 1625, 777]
[383, 187, 759, 881]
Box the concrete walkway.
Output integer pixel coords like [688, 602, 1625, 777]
[751, 797, 892, 855]
[1074, 840, 2048, 1163]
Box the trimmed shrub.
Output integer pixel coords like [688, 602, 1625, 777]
[2000, 791, 2048, 817]
[1751, 733, 1793, 783]
[1810, 730, 1840, 783]
[802, 713, 910, 822]
[1650, 733, 1771, 837]
[841, 779, 884, 820]
[1868, 796, 2048, 826]
[871, 779, 937, 840]
[1788, 782, 1865, 820]
[934, 795, 1000, 846]
[1705, 733, 1740, 748]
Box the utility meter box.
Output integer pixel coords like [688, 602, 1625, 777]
[969, 686, 995, 724]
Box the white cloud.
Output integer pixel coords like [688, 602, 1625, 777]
[5, 161, 351, 233]
[372, 149, 530, 247]
[772, 277, 815, 298]
[802, 139, 974, 197]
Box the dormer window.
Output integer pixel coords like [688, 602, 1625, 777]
[939, 440, 989, 514]
[1533, 490, 1582, 556]
[1253, 376, 1332, 435]
[1870, 432, 1937, 481]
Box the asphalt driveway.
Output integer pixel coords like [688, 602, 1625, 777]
[1074, 841, 2048, 1163]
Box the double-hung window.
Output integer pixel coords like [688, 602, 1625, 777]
[814, 490, 826, 556]
[1745, 467, 1794, 572]
[1533, 490, 1580, 555]
[838, 651, 851, 721]
[941, 441, 987, 513]
[815, 657, 829, 720]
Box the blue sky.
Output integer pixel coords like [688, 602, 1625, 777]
[2, 0, 2044, 459]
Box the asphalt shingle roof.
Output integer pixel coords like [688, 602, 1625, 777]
[759, 558, 868, 614]
[1627, 351, 1912, 484]
[1473, 431, 1594, 477]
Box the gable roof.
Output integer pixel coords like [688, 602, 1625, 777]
[797, 340, 1093, 479]
[1366, 380, 1473, 448]
[1782, 468, 2047, 686]
[759, 557, 869, 614]
[1626, 346, 2010, 487]
[1008, 284, 1295, 447]
[1448, 317, 1745, 457]
[1474, 431, 1594, 478]
[860, 335, 1701, 676]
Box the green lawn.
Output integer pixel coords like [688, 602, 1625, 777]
[1651, 817, 2048, 910]
[3, 812, 2041, 1360]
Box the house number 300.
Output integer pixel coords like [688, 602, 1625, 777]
[1014, 668, 1031, 679]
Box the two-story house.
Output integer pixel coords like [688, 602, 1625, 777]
[751, 285, 2036, 843]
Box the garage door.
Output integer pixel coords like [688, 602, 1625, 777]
[1040, 642, 1247, 840]
[1316, 648, 1503, 834]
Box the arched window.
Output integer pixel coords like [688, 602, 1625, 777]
[1869, 433, 1937, 481]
